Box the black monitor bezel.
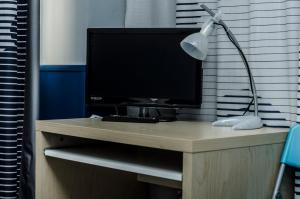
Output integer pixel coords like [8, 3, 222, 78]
[86, 28, 202, 109]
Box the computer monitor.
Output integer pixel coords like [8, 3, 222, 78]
[86, 28, 202, 109]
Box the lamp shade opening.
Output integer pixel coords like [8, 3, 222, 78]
[180, 33, 208, 60]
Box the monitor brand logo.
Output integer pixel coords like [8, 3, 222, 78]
[91, 97, 103, 101]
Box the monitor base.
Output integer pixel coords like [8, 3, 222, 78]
[127, 106, 177, 122]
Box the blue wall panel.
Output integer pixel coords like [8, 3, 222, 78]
[39, 65, 86, 120]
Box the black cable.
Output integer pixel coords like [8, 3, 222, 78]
[215, 22, 254, 94]
[155, 108, 162, 117]
[145, 108, 150, 118]
[215, 22, 255, 114]
[114, 105, 119, 115]
[139, 107, 144, 117]
[243, 97, 254, 116]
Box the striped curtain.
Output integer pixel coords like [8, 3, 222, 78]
[296, 170, 300, 198]
[296, 40, 300, 199]
[176, 0, 300, 128]
[298, 41, 300, 199]
[0, 0, 28, 198]
[295, 41, 300, 199]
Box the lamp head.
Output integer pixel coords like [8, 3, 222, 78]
[180, 33, 208, 60]
[180, 7, 222, 60]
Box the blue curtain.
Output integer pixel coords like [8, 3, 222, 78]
[0, 0, 28, 198]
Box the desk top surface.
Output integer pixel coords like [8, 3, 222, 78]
[36, 118, 287, 153]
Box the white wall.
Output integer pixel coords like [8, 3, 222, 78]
[88, 0, 125, 28]
[40, 0, 125, 65]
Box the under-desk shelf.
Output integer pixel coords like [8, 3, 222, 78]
[44, 146, 182, 182]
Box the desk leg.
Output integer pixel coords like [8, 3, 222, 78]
[36, 131, 74, 199]
[182, 152, 195, 199]
[182, 144, 293, 199]
[36, 131, 95, 198]
[35, 131, 44, 199]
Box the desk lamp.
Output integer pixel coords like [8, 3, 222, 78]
[180, 4, 263, 130]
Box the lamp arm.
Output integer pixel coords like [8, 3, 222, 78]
[201, 4, 241, 49]
[225, 28, 259, 117]
[200, 4, 258, 117]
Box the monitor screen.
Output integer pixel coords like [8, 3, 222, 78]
[86, 28, 202, 108]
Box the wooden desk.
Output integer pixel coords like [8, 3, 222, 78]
[36, 118, 293, 199]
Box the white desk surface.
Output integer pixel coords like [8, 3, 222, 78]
[36, 118, 288, 153]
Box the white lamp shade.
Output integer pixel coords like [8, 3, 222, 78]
[180, 33, 208, 60]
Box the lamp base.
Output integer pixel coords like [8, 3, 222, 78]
[212, 116, 263, 130]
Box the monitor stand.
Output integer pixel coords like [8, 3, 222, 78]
[127, 106, 177, 122]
